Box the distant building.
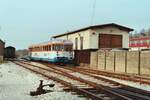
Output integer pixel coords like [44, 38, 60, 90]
[0, 39, 5, 61]
[52, 23, 133, 64]
[129, 37, 150, 50]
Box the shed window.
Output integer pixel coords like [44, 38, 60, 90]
[75, 38, 78, 50]
[80, 37, 83, 50]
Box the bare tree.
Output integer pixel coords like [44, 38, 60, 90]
[140, 28, 146, 37]
[131, 31, 140, 38]
[147, 28, 150, 36]
[130, 28, 150, 38]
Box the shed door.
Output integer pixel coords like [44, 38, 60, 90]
[99, 34, 111, 48]
[99, 34, 122, 48]
[111, 35, 122, 48]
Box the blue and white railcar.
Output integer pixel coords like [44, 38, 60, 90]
[28, 39, 73, 63]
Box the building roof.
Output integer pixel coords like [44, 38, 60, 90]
[0, 39, 5, 44]
[52, 23, 134, 38]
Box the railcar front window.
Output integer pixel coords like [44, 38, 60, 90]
[64, 45, 72, 51]
[52, 44, 63, 51]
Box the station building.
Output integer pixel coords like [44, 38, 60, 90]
[52, 23, 133, 64]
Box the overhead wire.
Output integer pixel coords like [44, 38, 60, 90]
[90, 0, 96, 26]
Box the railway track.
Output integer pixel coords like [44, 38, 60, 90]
[13, 60, 150, 100]
[57, 66, 150, 95]
[27, 60, 150, 85]
[70, 67, 150, 85]
[43, 63, 150, 98]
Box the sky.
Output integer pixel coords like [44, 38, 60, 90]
[0, 0, 150, 49]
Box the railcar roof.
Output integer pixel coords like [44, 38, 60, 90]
[29, 39, 73, 48]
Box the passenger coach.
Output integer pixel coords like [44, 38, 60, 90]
[29, 39, 73, 63]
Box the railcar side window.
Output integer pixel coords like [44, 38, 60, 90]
[44, 46, 46, 51]
[38, 47, 39, 51]
[48, 45, 51, 51]
[40, 46, 42, 51]
[46, 46, 48, 51]
[59, 45, 63, 51]
[45, 46, 47, 51]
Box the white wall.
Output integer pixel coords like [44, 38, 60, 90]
[55, 29, 91, 50]
[89, 29, 99, 49]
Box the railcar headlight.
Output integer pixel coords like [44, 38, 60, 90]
[70, 57, 73, 59]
